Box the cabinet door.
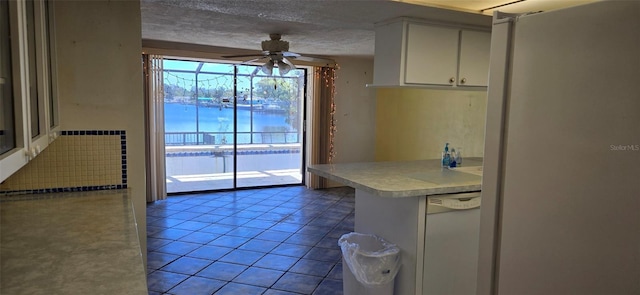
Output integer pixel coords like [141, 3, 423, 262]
[0, 0, 58, 182]
[405, 24, 459, 86]
[458, 30, 491, 87]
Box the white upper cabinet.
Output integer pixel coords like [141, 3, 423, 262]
[0, 0, 59, 183]
[405, 24, 459, 85]
[372, 19, 491, 89]
[458, 30, 491, 87]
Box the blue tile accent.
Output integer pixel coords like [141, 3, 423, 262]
[0, 186, 129, 201]
[120, 132, 127, 189]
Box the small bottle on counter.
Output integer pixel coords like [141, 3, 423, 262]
[449, 148, 457, 167]
[456, 147, 462, 166]
[442, 143, 451, 167]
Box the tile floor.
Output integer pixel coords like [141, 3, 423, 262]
[146, 186, 355, 295]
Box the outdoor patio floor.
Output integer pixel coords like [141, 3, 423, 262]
[166, 155, 303, 193]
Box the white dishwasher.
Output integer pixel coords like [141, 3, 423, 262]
[423, 191, 481, 295]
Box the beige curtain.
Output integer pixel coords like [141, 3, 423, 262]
[143, 54, 167, 202]
[308, 66, 336, 189]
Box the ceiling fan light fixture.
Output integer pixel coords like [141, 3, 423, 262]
[277, 60, 292, 76]
[260, 60, 274, 75]
[222, 34, 336, 73]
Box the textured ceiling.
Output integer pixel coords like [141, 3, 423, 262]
[140, 0, 492, 59]
[140, 0, 596, 59]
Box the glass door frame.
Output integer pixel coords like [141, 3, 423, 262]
[162, 56, 308, 194]
[232, 65, 308, 189]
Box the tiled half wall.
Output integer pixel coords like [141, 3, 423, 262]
[0, 131, 127, 196]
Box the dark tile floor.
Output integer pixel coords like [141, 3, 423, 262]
[146, 186, 355, 295]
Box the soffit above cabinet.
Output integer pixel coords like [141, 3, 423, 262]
[396, 0, 601, 15]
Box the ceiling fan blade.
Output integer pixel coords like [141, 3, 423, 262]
[292, 55, 336, 66]
[282, 51, 301, 58]
[222, 53, 266, 59]
[250, 66, 260, 77]
[239, 56, 268, 65]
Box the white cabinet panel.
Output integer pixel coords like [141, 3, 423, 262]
[405, 24, 458, 86]
[458, 30, 491, 87]
[373, 21, 406, 86]
[423, 207, 480, 294]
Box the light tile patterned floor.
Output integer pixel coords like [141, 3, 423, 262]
[146, 186, 354, 295]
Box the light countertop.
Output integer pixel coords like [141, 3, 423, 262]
[0, 189, 148, 295]
[308, 158, 483, 197]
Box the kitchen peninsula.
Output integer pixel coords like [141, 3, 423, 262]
[308, 158, 483, 295]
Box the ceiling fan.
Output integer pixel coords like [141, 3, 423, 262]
[222, 34, 334, 76]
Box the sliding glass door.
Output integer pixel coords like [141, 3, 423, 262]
[162, 58, 305, 193]
[235, 65, 305, 188]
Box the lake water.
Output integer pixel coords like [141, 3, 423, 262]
[165, 103, 293, 132]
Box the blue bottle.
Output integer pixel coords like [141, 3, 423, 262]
[449, 148, 457, 167]
[442, 143, 451, 167]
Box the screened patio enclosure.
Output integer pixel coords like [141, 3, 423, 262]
[162, 58, 306, 193]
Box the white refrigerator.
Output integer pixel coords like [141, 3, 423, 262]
[478, 1, 640, 295]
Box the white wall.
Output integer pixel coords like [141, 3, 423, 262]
[54, 0, 147, 263]
[375, 88, 487, 161]
[332, 57, 377, 163]
[327, 57, 377, 187]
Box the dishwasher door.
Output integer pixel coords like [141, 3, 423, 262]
[423, 192, 481, 295]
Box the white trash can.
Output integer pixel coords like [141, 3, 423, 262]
[338, 232, 401, 295]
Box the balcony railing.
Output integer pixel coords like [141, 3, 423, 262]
[165, 131, 300, 146]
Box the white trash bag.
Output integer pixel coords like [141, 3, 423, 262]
[338, 232, 401, 287]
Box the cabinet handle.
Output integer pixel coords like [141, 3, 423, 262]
[460, 78, 467, 84]
[449, 77, 456, 84]
[25, 148, 37, 159]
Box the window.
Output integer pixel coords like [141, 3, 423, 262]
[0, 0, 16, 155]
[0, 0, 59, 182]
